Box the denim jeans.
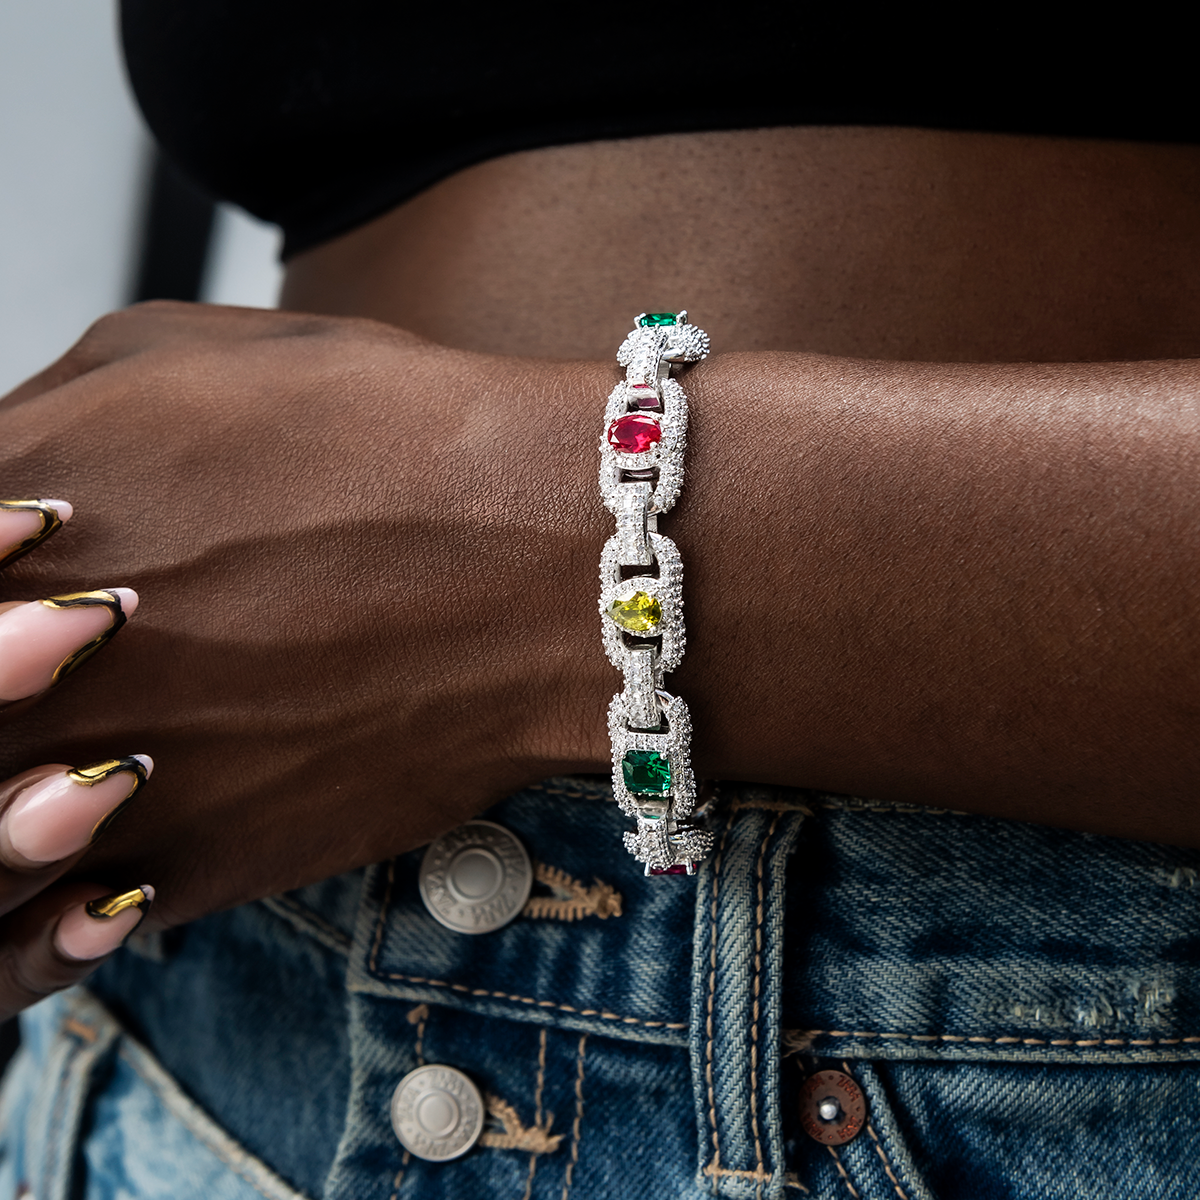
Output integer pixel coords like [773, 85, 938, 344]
[2, 777, 1198, 1199]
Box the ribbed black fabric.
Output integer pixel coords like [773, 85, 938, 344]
[119, 2, 1198, 258]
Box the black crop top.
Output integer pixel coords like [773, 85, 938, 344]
[120, 2, 1200, 259]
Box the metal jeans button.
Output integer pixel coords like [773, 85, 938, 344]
[390, 1065, 485, 1161]
[418, 819, 533, 933]
[799, 1069, 867, 1145]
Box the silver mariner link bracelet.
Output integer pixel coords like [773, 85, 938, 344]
[599, 311, 715, 876]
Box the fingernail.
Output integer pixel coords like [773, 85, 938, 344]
[2, 756, 153, 865]
[54, 885, 155, 962]
[0, 499, 73, 569]
[0, 588, 138, 702]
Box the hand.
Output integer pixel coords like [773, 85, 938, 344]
[0, 302, 613, 930]
[0, 501, 155, 1019]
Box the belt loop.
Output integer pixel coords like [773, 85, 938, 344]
[690, 793, 806, 1198]
[18, 991, 120, 1200]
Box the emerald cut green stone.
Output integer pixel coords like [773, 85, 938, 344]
[639, 313, 677, 327]
[623, 749, 671, 793]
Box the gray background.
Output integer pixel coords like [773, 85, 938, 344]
[0, 0, 282, 397]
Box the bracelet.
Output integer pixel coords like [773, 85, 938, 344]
[600, 312, 714, 876]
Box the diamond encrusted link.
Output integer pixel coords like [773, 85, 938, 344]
[600, 313, 709, 875]
[599, 532, 685, 675]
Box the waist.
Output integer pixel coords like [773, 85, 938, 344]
[280, 126, 1200, 363]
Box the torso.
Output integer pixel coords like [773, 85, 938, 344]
[281, 127, 1200, 364]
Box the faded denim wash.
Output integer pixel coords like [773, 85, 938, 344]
[2, 777, 1198, 1199]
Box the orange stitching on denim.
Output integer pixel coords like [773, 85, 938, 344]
[825, 1146, 860, 1199]
[406, 1004, 428, 1066]
[703, 1163, 774, 1181]
[389, 1155, 409, 1200]
[523, 863, 624, 922]
[377, 970, 687, 1029]
[480, 1092, 562, 1153]
[63, 1017, 98, 1043]
[791, 1028, 1200, 1049]
[840, 1059, 910, 1200]
[372, 858, 681, 1030]
[866, 1123, 908, 1200]
[750, 812, 783, 1193]
[784, 1172, 811, 1192]
[705, 809, 737, 1183]
[560, 1035, 588, 1200]
[520, 1029, 550, 1200]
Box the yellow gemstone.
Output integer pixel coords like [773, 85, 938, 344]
[608, 590, 662, 632]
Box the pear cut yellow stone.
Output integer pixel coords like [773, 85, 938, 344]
[608, 589, 662, 632]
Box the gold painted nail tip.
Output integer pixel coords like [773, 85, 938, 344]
[71, 757, 154, 844]
[0, 499, 65, 569]
[41, 590, 133, 686]
[85, 886, 155, 920]
[68, 755, 153, 787]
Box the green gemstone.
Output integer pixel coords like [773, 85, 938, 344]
[639, 313, 677, 327]
[623, 749, 671, 793]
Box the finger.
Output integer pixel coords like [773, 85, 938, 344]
[0, 588, 138, 702]
[0, 499, 73, 570]
[0, 756, 152, 918]
[0, 882, 154, 1022]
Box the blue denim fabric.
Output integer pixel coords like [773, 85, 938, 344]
[2, 778, 1199, 1199]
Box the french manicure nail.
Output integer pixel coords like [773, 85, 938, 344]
[2, 755, 153, 865]
[0, 499, 73, 569]
[0, 587, 138, 701]
[54, 885, 155, 962]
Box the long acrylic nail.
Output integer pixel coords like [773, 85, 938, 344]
[54, 885, 155, 961]
[0, 588, 138, 701]
[0, 499, 73, 569]
[2, 755, 153, 865]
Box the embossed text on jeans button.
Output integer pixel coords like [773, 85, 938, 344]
[419, 820, 533, 934]
[799, 1070, 866, 1145]
[390, 1065, 485, 1161]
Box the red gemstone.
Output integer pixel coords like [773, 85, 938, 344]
[607, 413, 662, 454]
[650, 864, 696, 876]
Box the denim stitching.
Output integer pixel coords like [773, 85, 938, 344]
[750, 812, 783, 1194]
[841, 1060, 909, 1200]
[389, 1006, 429, 1200]
[388, 1156, 409, 1200]
[370, 860, 683, 1030]
[406, 1004, 428, 1065]
[705, 808, 738, 1184]
[825, 1146, 861, 1199]
[521, 1029, 549, 1200]
[866, 1124, 908, 1200]
[522, 863, 624, 922]
[703, 1165, 774, 1182]
[63, 1017, 98, 1043]
[793, 1028, 1200, 1048]
[375, 969, 688, 1029]
[783, 1173, 811, 1192]
[560, 1034, 588, 1200]
[480, 1093, 563, 1153]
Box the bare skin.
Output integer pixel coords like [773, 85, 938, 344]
[2, 126, 1200, 1013]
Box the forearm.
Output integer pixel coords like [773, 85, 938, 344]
[658, 352, 1200, 842]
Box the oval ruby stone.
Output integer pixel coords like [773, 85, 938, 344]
[607, 413, 662, 454]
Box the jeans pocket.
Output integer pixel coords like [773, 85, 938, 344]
[0, 989, 311, 1200]
[786, 1055, 1200, 1200]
